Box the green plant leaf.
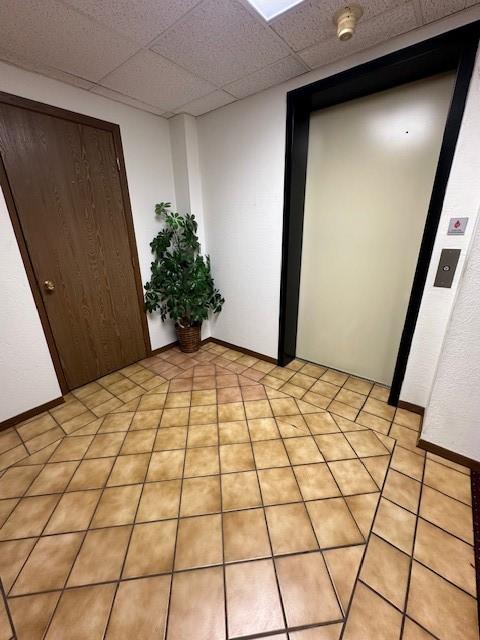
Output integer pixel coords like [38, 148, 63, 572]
[144, 202, 224, 326]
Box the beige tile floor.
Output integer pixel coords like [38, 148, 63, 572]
[0, 342, 476, 639]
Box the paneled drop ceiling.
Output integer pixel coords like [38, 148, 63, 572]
[0, 0, 478, 117]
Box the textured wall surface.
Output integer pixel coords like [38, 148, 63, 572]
[401, 50, 480, 406]
[422, 213, 480, 460]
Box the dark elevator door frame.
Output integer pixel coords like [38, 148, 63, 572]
[0, 92, 151, 394]
[277, 21, 480, 407]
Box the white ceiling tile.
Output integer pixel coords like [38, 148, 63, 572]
[63, 0, 200, 45]
[271, 0, 411, 51]
[34, 67, 95, 90]
[299, 2, 419, 69]
[224, 55, 308, 98]
[174, 90, 236, 115]
[0, 0, 140, 81]
[151, 0, 291, 85]
[100, 49, 216, 111]
[0, 47, 95, 90]
[420, 0, 479, 22]
[0, 0, 476, 117]
[90, 85, 166, 115]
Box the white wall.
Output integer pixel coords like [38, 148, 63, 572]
[0, 60, 176, 421]
[198, 88, 286, 356]
[198, 9, 480, 407]
[421, 212, 480, 461]
[0, 189, 61, 420]
[401, 49, 480, 406]
[169, 114, 211, 339]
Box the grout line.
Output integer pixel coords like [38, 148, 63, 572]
[366, 529, 477, 601]
[162, 382, 189, 640]
[0, 524, 366, 554]
[1, 346, 475, 639]
[4, 542, 473, 605]
[356, 577, 411, 616]
[240, 390, 290, 634]
[403, 613, 442, 640]
[0, 578, 16, 639]
[1, 456, 471, 538]
[2, 362, 163, 461]
[322, 387, 388, 499]
[1, 446, 388, 500]
[226, 617, 344, 640]
[101, 416, 163, 636]
[313, 442, 374, 619]
[0, 490, 472, 568]
[382, 465, 474, 513]
[275, 402, 347, 621]
[338, 439, 398, 639]
[3, 425, 467, 507]
[39, 428, 129, 639]
[216, 401, 229, 640]
[374, 493, 474, 548]
[400, 443, 428, 636]
[6, 457, 83, 596]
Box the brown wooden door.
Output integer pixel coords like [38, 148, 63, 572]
[0, 103, 148, 389]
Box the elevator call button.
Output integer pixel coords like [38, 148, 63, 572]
[434, 249, 460, 288]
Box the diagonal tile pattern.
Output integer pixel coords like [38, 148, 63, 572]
[0, 341, 476, 638]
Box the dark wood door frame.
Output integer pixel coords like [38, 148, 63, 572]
[0, 92, 151, 394]
[278, 21, 480, 406]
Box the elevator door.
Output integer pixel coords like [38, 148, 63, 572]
[297, 73, 455, 384]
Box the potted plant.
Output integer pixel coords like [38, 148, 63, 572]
[144, 202, 224, 353]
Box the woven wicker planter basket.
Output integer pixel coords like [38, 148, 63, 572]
[175, 323, 202, 353]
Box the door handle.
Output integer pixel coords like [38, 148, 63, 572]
[44, 280, 55, 292]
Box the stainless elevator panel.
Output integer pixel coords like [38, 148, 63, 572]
[434, 248, 461, 288]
